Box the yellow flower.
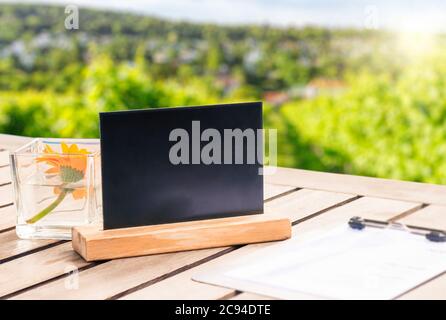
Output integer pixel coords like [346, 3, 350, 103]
[27, 142, 91, 224]
[36, 142, 90, 200]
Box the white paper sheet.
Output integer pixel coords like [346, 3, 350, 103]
[198, 226, 446, 300]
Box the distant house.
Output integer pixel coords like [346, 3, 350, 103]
[263, 78, 346, 106]
[153, 51, 169, 64]
[216, 75, 241, 95]
[243, 48, 262, 71]
[178, 49, 197, 63]
[299, 78, 346, 99]
[263, 91, 290, 107]
[1, 40, 35, 68]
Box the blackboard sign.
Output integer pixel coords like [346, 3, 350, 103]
[99, 102, 264, 229]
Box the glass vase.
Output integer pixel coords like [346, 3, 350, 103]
[10, 138, 102, 240]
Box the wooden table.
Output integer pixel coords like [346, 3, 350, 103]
[1, 133, 446, 300]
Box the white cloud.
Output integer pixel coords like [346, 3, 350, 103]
[1, 0, 446, 32]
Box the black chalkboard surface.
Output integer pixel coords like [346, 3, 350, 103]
[99, 102, 264, 229]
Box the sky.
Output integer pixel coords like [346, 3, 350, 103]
[2, 0, 446, 32]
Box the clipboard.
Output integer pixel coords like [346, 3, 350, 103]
[192, 217, 446, 300]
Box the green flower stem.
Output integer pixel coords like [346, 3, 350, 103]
[26, 188, 69, 224]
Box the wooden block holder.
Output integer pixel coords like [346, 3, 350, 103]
[72, 214, 291, 261]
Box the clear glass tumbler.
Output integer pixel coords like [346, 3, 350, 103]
[10, 138, 102, 240]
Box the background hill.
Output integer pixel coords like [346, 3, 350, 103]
[1, 3, 446, 184]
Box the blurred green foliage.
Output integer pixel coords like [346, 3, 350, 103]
[1, 4, 446, 184]
[274, 52, 446, 184]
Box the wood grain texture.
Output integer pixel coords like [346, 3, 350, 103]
[5, 184, 297, 299]
[0, 242, 89, 297]
[193, 197, 423, 300]
[73, 215, 291, 261]
[265, 166, 446, 205]
[0, 183, 292, 263]
[0, 184, 14, 207]
[12, 247, 225, 300]
[120, 263, 234, 300]
[398, 273, 446, 300]
[0, 183, 293, 239]
[123, 196, 421, 300]
[0, 132, 443, 300]
[264, 188, 356, 222]
[0, 134, 32, 151]
[1, 182, 294, 298]
[396, 204, 446, 299]
[0, 183, 284, 233]
[15, 188, 348, 299]
[119, 190, 359, 300]
[397, 205, 446, 230]
[0, 150, 10, 167]
[0, 166, 11, 185]
[0, 167, 60, 262]
[0, 229, 57, 262]
[263, 183, 295, 200]
[0, 205, 16, 231]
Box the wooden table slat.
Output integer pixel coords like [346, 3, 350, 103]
[0, 166, 11, 186]
[265, 166, 446, 205]
[12, 247, 226, 300]
[263, 183, 296, 201]
[0, 243, 89, 298]
[0, 205, 16, 232]
[0, 151, 11, 167]
[10, 188, 354, 299]
[263, 184, 296, 201]
[0, 134, 32, 151]
[0, 182, 293, 262]
[0, 184, 14, 207]
[397, 205, 446, 230]
[264, 188, 356, 222]
[0, 134, 445, 300]
[398, 273, 446, 300]
[0, 182, 296, 298]
[395, 204, 446, 299]
[119, 196, 421, 300]
[0, 230, 58, 262]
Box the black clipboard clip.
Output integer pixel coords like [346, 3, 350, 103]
[348, 216, 446, 243]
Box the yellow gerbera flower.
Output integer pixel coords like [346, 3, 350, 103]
[27, 142, 91, 224]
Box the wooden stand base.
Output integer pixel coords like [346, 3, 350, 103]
[72, 214, 291, 261]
